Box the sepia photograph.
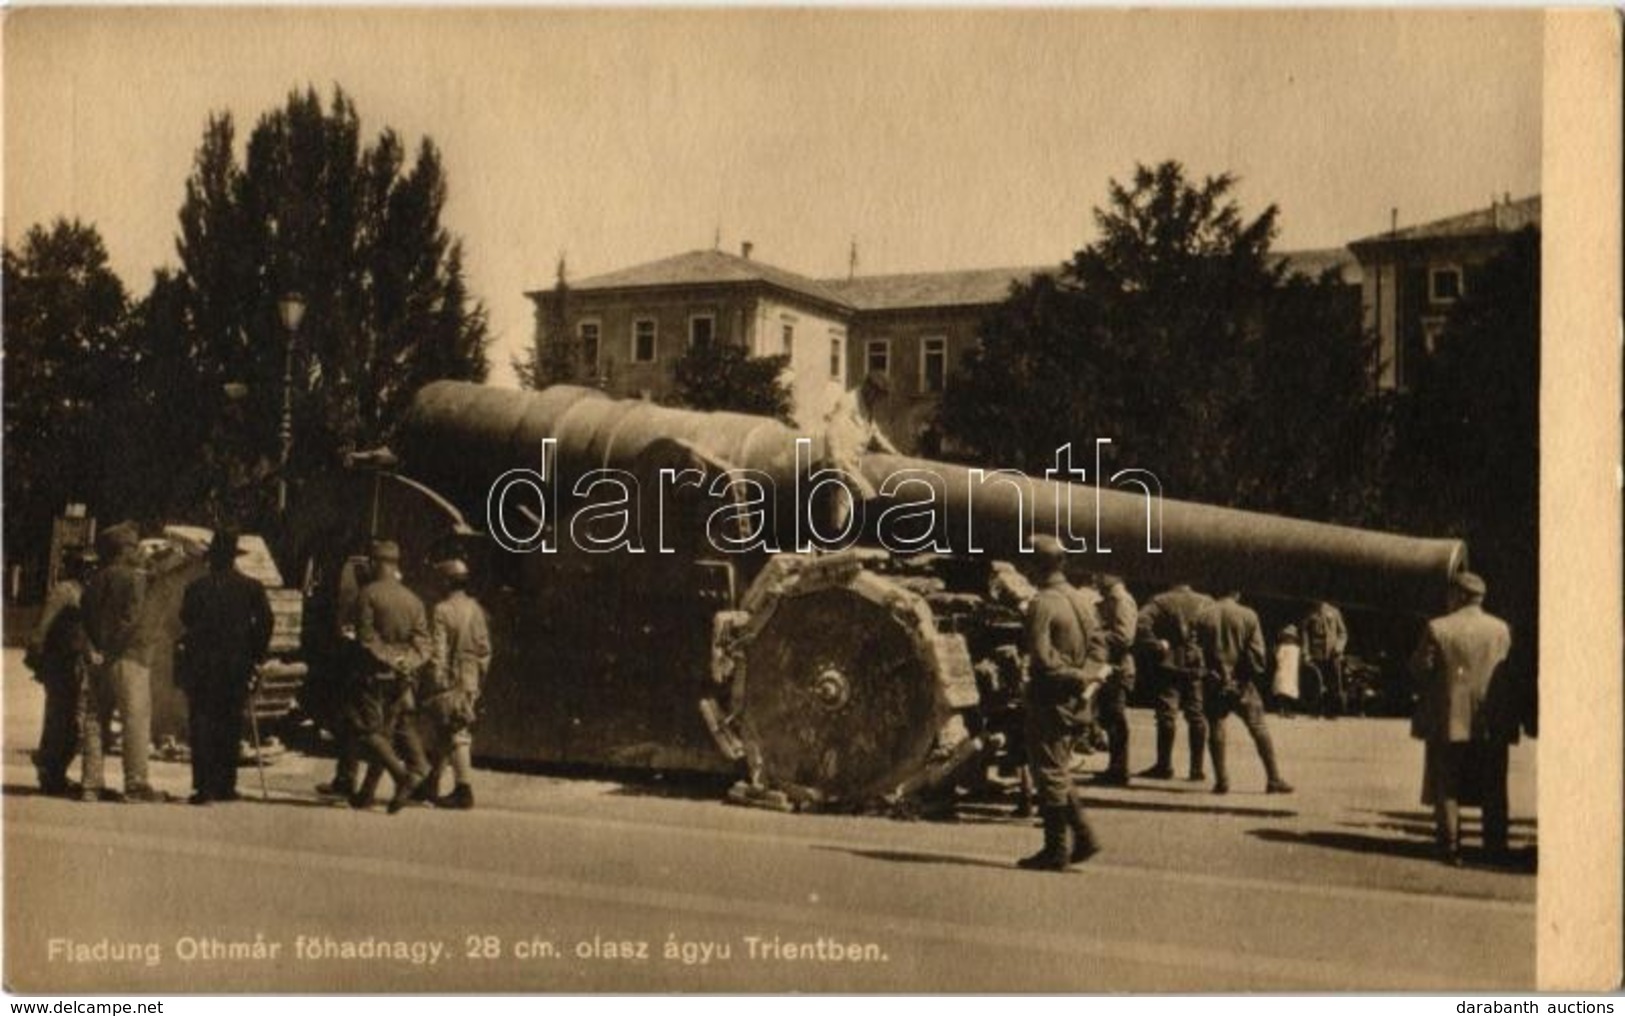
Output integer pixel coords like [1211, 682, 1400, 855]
[2, 6, 1618, 995]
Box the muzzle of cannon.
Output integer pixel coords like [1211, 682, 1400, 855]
[342, 381, 1465, 807]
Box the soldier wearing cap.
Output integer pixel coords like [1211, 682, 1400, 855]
[81, 522, 165, 803]
[1194, 590, 1294, 796]
[350, 539, 432, 814]
[178, 528, 274, 804]
[1017, 534, 1109, 870]
[416, 557, 492, 810]
[27, 547, 97, 796]
[1409, 571, 1518, 866]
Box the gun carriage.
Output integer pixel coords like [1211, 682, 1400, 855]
[292, 381, 1464, 810]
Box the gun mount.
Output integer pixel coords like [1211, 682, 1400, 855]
[294, 381, 1464, 809]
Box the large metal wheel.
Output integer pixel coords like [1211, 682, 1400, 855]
[715, 553, 961, 806]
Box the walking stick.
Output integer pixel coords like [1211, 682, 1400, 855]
[247, 666, 270, 802]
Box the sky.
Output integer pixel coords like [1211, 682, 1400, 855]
[5, 8, 1544, 385]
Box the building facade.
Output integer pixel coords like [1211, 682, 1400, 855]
[1348, 194, 1540, 390]
[528, 244, 1362, 454]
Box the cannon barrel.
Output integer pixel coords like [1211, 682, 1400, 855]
[399, 381, 1463, 615]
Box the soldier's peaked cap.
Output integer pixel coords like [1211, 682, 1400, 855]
[1030, 534, 1067, 566]
[371, 539, 402, 563]
[1452, 571, 1487, 596]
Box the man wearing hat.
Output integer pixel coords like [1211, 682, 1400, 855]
[27, 547, 97, 796]
[350, 539, 432, 814]
[811, 370, 900, 545]
[1409, 571, 1518, 866]
[417, 557, 492, 810]
[1017, 534, 1110, 870]
[1135, 581, 1216, 782]
[178, 528, 274, 804]
[81, 522, 165, 803]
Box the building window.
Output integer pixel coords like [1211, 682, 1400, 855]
[1429, 265, 1463, 304]
[829, 332, 846, 383]
[781, 322, 794, 356]
[866, 339, 891, 377]
[632, 319, 657, 363]
[578, 320, 601, 374]
[689, 314, 715, 349]
[920, 336, 947, 394]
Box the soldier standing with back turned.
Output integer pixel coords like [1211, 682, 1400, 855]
[1135, 582, 1215, 782]
[1016, 535, 1109, 871]
[349, 540, 432, 814]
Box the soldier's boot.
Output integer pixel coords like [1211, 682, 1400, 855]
[1064, 797, 1100, 864]
[1137, 724, 1175, 779]
[1209, 725, 1230, 794]
[1255, 729, 1293, 793]
[349, 766, 382, 810]
[1105, 726, 1130, 783]
[1186, 718, 1208, 781]
[436, 783, 474, 811]
[1017, 807, 1073, 871]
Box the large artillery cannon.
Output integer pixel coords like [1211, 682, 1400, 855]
[298, 381, 1464, 809]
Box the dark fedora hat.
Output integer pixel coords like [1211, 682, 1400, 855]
[207, 527, 247, 561]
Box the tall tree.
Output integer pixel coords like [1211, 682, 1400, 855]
[516, 257, 577, 390]
[173, 86, 490, 531]
[939, 161, 1382, 520]
[2, 219, 131, 572]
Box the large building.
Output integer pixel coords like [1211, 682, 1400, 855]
[527, 243, 1358, 453]
[1348, 194, 1540, 390]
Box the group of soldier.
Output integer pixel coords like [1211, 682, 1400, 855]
[312, 539, 492, 814]
[26, 525, 491, 815]
[1012, 536, 1519, 872]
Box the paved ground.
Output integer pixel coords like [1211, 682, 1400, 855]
[2, 649, 1536, 993]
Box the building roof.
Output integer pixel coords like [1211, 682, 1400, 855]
[819, 265, 1054, 312]
[543, 248, 851, 310]
[1349, 195, 1541, 249]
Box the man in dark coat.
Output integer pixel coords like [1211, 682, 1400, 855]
[1017, 536, 1109, 871]
[1410, 571, 1517, 866]
[28, 548, 97, 796]
[1195, 590, 1294, 796]
[178, 528, 274, 804]
[350, 540, 432, 814]
[1135, 583, 1215, 781]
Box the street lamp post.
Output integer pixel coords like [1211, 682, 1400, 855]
[276, 292, 306, 516]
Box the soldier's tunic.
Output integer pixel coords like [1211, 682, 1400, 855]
[1195, 596, 1286, 789]
[1301, 602, 1349, 717]
[355, 573, 432, 788]
[1024, 575, 1108, 807]
[421, 590, 492, 758]
[1094, 579, 1138, 780]
[179, 565, 274, 800]
[1135, 585, 1215, 778]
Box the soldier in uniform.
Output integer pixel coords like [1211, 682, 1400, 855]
[1409, 571, 1518, 866]
[1017, 535, 1109, 871]
[1195, 590, 1294, 795]
[1301, 600, 1349, 718]
[1135, 582, 1215, 781]
[177, 528, 274, 804]
[349, 540, 432, 814]
[28, 548, 96, 796]
[417, 558, 492, 810]
[81, 523, 166, 804]
[1091, 573, 1138, 786]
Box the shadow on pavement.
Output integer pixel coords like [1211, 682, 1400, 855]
[812, 844, 1015, 872]
[954, 796, 1296, 821]
[1249, 827, 1538, 874]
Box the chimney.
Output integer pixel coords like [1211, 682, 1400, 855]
[741, 241, 754, 260]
